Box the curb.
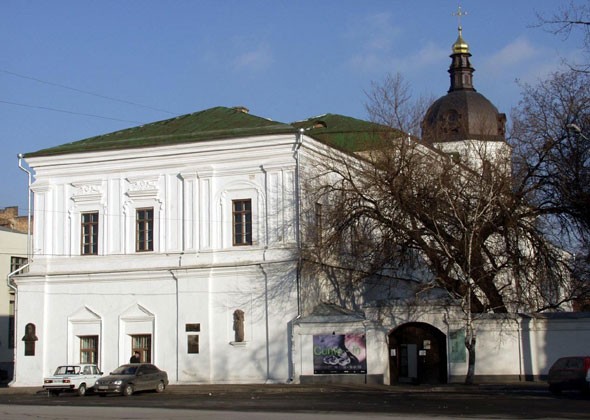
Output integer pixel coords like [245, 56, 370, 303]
[0, 382, 549, 396]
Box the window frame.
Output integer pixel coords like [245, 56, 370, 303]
[232, 199, 253, 246]
[79, 335, 99, 364]
[131, 334, 152, 363]
[81, 211, 99, 255]
[135, 207, 154, 252]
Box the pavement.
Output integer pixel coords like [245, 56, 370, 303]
[0, 381, 549, 395]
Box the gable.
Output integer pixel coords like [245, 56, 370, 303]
[68, 306, 101, 322]
[120, 303, 154, 321]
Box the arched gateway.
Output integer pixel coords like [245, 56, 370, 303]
[389, 322, 447, 385]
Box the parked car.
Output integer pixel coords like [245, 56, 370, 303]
[43, 364, 103, 396]
[547, 356, 590, 394]
[94, 363, 168, 396]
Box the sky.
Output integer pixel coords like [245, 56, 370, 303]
[1, 0, 586, 214]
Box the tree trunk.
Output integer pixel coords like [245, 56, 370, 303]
[464, 334, 476, 385]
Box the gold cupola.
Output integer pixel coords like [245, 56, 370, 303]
[452, 26, 470, 54]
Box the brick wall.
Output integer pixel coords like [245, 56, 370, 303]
[0, 206, 31, 234]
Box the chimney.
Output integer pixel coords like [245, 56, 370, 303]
[233, 106, 250, 114]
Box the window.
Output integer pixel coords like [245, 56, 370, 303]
[81, 212, 99, 255]
[131, 334, 152, 363]
[82, 365, 99, 375]
[136, 208, 154, 252]
[188, 335, 199, 354]
[10, 256, 28, 273]
[186, 322, 200, 354]
[140, 364, 158, 374]
[79, 335, 99, 364]
[232, 199, 252, 245]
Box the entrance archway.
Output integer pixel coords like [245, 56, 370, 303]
[389, 322, 447, 385]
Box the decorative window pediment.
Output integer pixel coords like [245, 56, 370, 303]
[68, 306, 101, 323]
[126, 176, 159, 199]
[71, 181, 103, 203]
[120, 304, 155, 321]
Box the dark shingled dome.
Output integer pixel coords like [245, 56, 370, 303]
[421, 27, 506, 144]
[421, 90, 506, 143]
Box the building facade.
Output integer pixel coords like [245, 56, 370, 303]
[10, 29, 588, 387]
[12, 109, 310, 385]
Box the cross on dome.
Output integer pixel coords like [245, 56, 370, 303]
[451, 5, 469, 54]
[452, 5, 467, 29]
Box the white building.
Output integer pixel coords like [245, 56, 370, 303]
[11, 29, 590, 387]
[1, 226, 27, 382]
[13, 106, 306, 385]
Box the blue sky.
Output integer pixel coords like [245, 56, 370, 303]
[1, 0, 586, 213]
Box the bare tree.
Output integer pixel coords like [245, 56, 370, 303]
[536, 1, 590, 70]
[298, 71, 585, 384]
[511, 70, 590, 229]
[510, 69, 590, 306]
[301, 126, 576, 383]
[365, 73, 434, 137]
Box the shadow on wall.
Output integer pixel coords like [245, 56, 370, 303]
[520, 317, 534, 381]
[0, 315, 15, 384]
[525, 313, 590, 380]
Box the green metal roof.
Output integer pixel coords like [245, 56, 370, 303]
[25, 106, 396, 158]
[291, 113, 397, 152]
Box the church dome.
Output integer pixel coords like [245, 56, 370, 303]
[421, 27, 506, 144]
[422, 90, 506, 143]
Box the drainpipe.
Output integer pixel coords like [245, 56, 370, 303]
[516, 315, 523, 382]
[18, 154, 32, 259]
[259, 264, 271, 382]
[289, 129, 304, 383]
[6, 265, 30, 304]
[294, 129, 304, 317]
[168, 270, 179, 384]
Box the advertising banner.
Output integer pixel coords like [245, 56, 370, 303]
[313, 334, 367, 374]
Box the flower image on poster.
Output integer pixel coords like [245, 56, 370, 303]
[313, 334, 367, 374]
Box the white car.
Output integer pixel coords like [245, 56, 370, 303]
[43, 364, 103, 396]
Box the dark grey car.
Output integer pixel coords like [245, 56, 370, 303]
[94, 363, 168, 396]
[547, 356, 590, 394]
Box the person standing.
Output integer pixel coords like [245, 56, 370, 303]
[130, 351, 140, 363]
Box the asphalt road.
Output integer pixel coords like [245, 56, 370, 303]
[0, 405, 468, 420]
[0, 383, 588, 419]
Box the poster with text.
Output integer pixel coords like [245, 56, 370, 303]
[313, 334, 367, 374]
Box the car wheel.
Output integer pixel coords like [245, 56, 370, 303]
[155, 381, 165, 393]
[77, 383, 87, 397]
[122, 384, 134, 397]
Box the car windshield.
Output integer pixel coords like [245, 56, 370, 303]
[54, 366, 80, 375]
[111, 365, 138, 375]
